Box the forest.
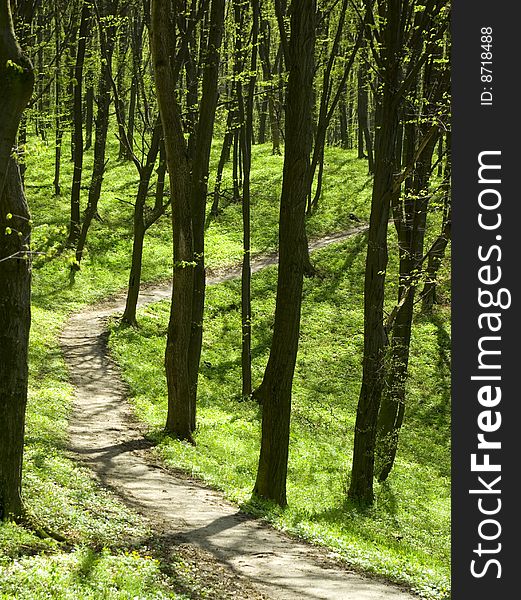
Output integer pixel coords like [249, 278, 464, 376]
[0, 0, 451, 598]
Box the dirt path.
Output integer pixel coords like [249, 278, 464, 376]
[62, 226, 417, 599]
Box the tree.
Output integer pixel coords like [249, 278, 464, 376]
[151, 0, 225, 441]
[356, 42, 373, 172]
[121, 120, 169, 327]
[253, 0, 316, 507]
[348, 0, 448, 504]
[67, 0, 90, 246]
[230, 0, 259, 398]
[375, 41, 449, 481]
[0, 0, 34, 521]
[306, 1, 365, 214]
[72, 0, 119, 277]
[421, 134, 451, 313]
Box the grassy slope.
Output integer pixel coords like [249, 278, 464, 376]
[1, 132, 377, 598]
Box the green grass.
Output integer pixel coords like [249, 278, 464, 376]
[108, 237, 451, 600]
[2, 122, 451, 597]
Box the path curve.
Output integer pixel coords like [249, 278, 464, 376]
[62, 226, 417, 600]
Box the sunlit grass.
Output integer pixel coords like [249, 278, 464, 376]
[1, 126, 449, 598]
[109, 237, 451, 600]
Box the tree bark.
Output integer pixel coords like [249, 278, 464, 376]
[421, 139, 451, 313]
[151, 0, 194, 441]
[186, 0, 226, 431]
[85, 84, 94, 150]
[235, 0, 259, 398]
[259, 18, 281, 155]
[0, 160, 31, 521]
[376, 39, 449, 481]
[348, 1, 403, 505]
[151, 0, 225, 440]
[122, 121, 163, 326]
[210, 108, 234, 217]
[348, 0, 448, 502]
[253, 0, 316, 507]
[0, 0, 34, 520]
[357, 48, 374, 172]
[53, 8, 63, 196]
[67, 0, 90, 245]
[73, 4, 116, 273]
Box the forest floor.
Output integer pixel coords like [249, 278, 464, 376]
[0, 138, 448, 598]
[61, 226, 416, 600]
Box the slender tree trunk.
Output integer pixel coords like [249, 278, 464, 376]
[210, 108, 234, 217]
[257, 96, 267, 144]
[339, 92, 349, 149]
[357, 47, 373, 171]
[421, 137, 451, 313]
[421, 198, 451, 312]
[68, 0, 90, 245]
[348, 3, 403, 505]
[127, 12, 144, 159]
[236, 0, 259, 398]
[85, 84, 94, 150]
[151, 0, 225, 440]
[53, 10, 62, 196]
[187, 0, 226, 431]
[126, 75, 137, 156]
[73, 21, 115, 273]
[154, 139, 166, 211]
[117, 21, 129, 159]
[268, 93, 281, 155]
[35, 6, 45, 140]
[253, 0, 316, 507]
[0, 0, 34, 521]
[0, 161, 31, 522]
[437, 134, 443, 177]
[122, 122, 162, 326]
[259, 18, 281, 155]
[151, 0, 194, 439]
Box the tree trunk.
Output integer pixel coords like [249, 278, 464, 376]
[186, 0, 226, 431]
[210, 108, 234, 217]
[235, 0, 259, 398]
[339, 92, 349, 149]
[122, 122, 162, 326]
[154, 139, 166, 211]
[0, 0, 34, 521]
[421, 200, 451, 312]
[348, 3, 403, 505]
[53, 9, 62, 196]
[68, 0, 90, 245]
[73, 16, 115, 273]
[421, 141, 451, 313]
[85, 84, 94, 150]
[257, 96, 267, 144]
[357, 47, 373, 171]
[117, 21, 129, 159]
[259, 18, 281, 155]
[0, 160, 31, 521]
[253, 0, 316, 507]
[153, 17, 195, 439]
[151, 0, 225, 441]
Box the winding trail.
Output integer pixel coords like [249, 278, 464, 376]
[61, 225, 417, 600]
